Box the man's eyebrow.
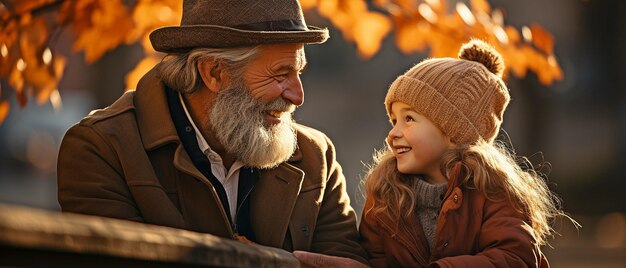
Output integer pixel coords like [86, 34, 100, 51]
[274, 61, 308, 73]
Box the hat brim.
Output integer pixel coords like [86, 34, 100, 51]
[150, 25, 329, 53]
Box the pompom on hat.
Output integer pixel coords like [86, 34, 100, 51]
[385, 39, 510, 144]
[150, 0, 329, 53]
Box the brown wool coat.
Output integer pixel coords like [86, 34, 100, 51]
[57, 66, 367, 263]
[360, 162, 549, 268]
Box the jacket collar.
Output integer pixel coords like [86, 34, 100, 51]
[134, 66, 180, 151]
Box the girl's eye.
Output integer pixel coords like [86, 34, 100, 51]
[405, 115, 414, 122]
[390, 119, 397, 126]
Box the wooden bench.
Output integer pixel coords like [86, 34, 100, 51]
[0, 204, 299, 267]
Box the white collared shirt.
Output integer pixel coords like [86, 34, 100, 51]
[178, 93, 243, 222]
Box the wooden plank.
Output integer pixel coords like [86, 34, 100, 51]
[0, 204, 299, 267]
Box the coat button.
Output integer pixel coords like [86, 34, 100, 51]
[453, 194, 459, 203]
[443, 242, 449, 248]
[185, 126, 193, 133]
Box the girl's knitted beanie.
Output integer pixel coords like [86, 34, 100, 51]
[385, 39, 510, 144]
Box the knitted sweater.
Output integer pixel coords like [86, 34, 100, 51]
[413, 178, 448, 251]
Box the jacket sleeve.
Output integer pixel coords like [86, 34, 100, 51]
[57, 123, 143, 221]
[308, 135, 369, 265]
[359, 200, 389, 268]
[431, 198, 547, 268]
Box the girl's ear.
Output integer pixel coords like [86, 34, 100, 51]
[446, 136, 457, 149]
[198, 59, 228, 93]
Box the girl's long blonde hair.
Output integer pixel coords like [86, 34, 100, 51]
[364, 139, 567, 246]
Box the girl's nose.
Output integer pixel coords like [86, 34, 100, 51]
[387, 124, 402, 142]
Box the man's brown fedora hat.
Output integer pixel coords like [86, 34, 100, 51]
[150, 0, 329, 52]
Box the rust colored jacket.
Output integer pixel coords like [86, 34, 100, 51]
[57, 66, 367, 263]
[360, 163, 549, 267]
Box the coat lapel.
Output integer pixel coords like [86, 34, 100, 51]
[250, 162, 304, 248]
[134, 65, 179, 151]
[173, 145, 234, 237]
[172, 145, 207, 183]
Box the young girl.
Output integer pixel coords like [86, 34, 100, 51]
[360, 40, 567, 267]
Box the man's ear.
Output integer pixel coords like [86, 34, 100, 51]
[198, 59, 227, 93]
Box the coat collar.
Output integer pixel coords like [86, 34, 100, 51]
[134, 66, 180, 151]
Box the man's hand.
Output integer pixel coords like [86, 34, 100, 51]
[293, 250, 370, 268]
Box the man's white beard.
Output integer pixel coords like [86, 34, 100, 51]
[208, 81, 298, 169]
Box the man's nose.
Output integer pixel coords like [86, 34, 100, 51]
[281, 76, 304, 106]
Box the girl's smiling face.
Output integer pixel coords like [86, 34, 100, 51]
[387, 102, 454, 183]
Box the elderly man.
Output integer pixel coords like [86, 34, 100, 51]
[57, 0, 367, 266]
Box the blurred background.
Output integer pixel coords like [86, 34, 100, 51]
[1, 0, 625, 266]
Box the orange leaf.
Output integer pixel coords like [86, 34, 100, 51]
[504, 25, 520, 44]
[529, 23, 554, 54]
[427, 0, 448, 15]
[11, 0, 57, 14]
[470, 0, 491, 14]
[72, 0, 133, 62]
[125, 55, 161, 90]
[19, 18, 48, 66]
[128, 0, 181, 44]
[8, 65, 27, 107]
[506, 46, 525, 78]
[0, 100, 9, 124]
[318, 0, 339, 18]
[299, 0, 318, 10]
[338, 0, 367, 13]
[353, 12, 391, 58]
[29, 56, 66, 105]
[395, 20, 428, 54]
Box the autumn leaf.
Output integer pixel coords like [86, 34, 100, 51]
[315, 0, 391, 58]
[125, 55, 160, 90]
[427, 0, 449, 16]
[0, 100, 8, 124]
[353, 12, 391, 58]
[395, 19, 428, 54]
[470, 0, 491, 14]
[300, 0, 317, 11]
[529, 23, 555, 54]
[10, 0, 58, 14]
[504, 25, 521, 44]
[71, 0, 133, 63]
[128, 0, 181, 44]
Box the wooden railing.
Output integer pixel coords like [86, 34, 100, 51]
[0, 204, 299, 267]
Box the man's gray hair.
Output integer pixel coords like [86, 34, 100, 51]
[158, 46, 260, 93]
